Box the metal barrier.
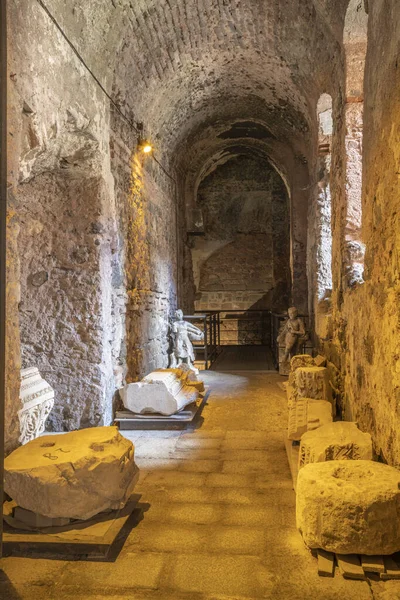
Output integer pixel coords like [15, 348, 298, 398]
[217, 309, 271, 346]
[184, 312, 221, 370]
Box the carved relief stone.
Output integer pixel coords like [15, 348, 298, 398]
[299, 421, 373, 469]
[18, 367, 54, 445]
[292, 366, 335, 415]
[288, 398, 332, 441]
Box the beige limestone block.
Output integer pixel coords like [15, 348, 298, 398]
[288, 398, 332, 441]
[296, 460, 400, 555]
[299, 421, 373, 469]
[4, 426, 139, 520]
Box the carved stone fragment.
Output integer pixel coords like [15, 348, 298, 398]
[299, 421, 373, 469]
[120, 367, 203, 416]
[18, 367, 54, 445]
[4, 426, 139, 520]
[297, 461, 400, 555]
[288, 398, 332, 441]
[292, 366, 335, 414]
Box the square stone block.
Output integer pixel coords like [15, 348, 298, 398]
[296, 460, 400, 555]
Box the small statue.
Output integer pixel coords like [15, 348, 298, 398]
[277, 306, 306, 365]
[169, 309, 204, 374]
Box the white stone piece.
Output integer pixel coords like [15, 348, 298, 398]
[18, 367, 54, 445]
[299, 421, 373, 469]
[288, 398, 332, 441]
[296, 460, 400, 555]
[120, 367, 202, 416]
[4, 426, 139, 520]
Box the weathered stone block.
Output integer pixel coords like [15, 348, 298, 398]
[299, 421, 373, 469]
[120, 368, 202, 416]
[288, 398, 332, 441]
[4, 426, 139, 520]
[296, 460, 400, 555]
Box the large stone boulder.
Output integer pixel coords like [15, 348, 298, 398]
[299, 421, 373, 469]
[4, 426, 139, 520]
[120, 367, 202, 416]
[296, 460, 400, 555]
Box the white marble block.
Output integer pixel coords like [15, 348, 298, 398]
[299, 421, 373, 469]
[296, 460, 400, 555]
[18, 367, 54, 445]
[4, 426, 139, 521]
[120, 367, 202, 416]
[288, 398, 332, 441]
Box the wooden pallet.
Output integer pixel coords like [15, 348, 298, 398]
[2, 494, 143, 560]
[115, 391, 209, 430]
[315, 550, 400, 580]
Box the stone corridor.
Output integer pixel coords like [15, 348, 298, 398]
[1, 370, 396, 600]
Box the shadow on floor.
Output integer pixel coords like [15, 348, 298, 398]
[0, 571, 23, 599]
[211, 345, 276, 371]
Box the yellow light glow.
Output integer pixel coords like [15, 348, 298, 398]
[142, 144, 152, 153]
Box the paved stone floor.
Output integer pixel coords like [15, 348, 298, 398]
[1, 370, 399, 599]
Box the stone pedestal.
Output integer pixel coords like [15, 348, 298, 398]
[296, 460, 400, 555]
[18, 367, 54, 445]
[299, 421, 373, 469]
[120, 367, 202, 416]
[288, 398, 332, 441]
[4, 426, 139, 520]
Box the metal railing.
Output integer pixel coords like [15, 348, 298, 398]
[217, 309, 271, 346]
[184, 312, 221, 370]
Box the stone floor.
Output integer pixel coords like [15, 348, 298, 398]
[1, 370, 399, 599]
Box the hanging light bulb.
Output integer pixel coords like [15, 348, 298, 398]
[138, 138, 153, 154]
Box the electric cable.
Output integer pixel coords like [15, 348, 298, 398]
[36, 0, 175, 181]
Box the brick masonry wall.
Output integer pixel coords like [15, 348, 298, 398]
[194, 155, 290, 312]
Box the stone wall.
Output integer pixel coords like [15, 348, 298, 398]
[110, 110, 182, 382]
[194, 155, 290, 312]
[6, 0, 183, 441]
[313, 1, 400, 466]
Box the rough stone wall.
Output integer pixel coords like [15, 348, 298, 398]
[7, 0, 183, 437]
[312, 1, 400, 467]
[194, 155, 290, 312]
[109, 109, 184, 383]
[7, 0, 121, 436]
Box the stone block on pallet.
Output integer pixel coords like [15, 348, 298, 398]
[4, 426, 139, 521]
[299, 421, 373, 469]
[296, 460, 400, 555]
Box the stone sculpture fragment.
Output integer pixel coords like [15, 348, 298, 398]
[120, 367, 203, 416]
[18, 367, 54, 445]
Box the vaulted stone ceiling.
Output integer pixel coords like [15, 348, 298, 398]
[111, 0, 350, 172]
[45, 0, 353, 192]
